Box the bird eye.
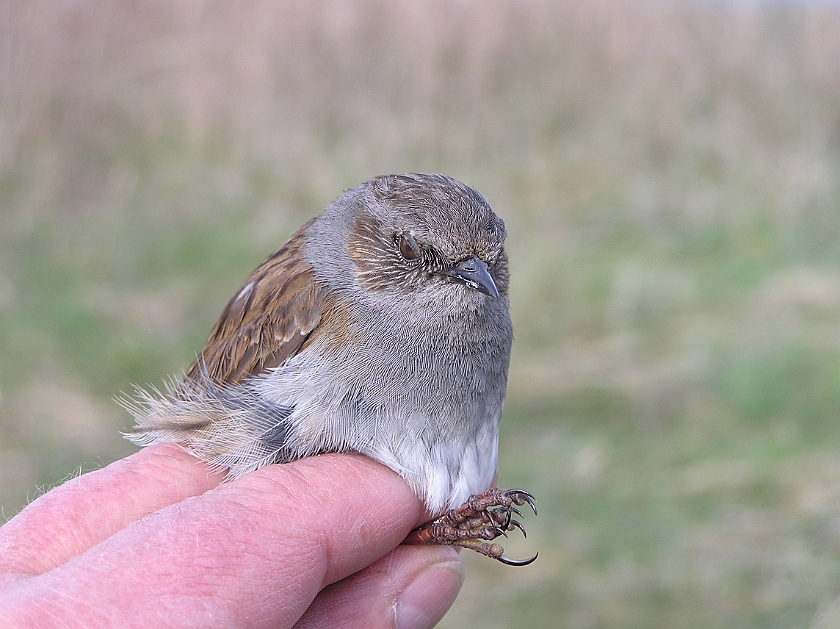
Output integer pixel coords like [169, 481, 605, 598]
[398, 234, 421, 261]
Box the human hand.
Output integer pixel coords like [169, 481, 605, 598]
[0, 444, 464, 628]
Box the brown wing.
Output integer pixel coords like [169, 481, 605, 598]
[186, 219, 324, 385]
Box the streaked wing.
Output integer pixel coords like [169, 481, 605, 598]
[187, 219, 323, 384]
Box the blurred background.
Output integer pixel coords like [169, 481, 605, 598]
[1, 0, 840, 626]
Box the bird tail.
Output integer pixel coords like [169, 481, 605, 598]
[119, 372, 292, 479]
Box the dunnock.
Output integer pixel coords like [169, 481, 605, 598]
[125, 173, 536, 564]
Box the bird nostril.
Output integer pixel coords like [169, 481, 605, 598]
[445, 256, 499, 298]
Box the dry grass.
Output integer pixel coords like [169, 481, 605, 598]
[2, 1, 840, 626]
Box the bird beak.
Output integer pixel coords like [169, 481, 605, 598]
[445, 256, 500, 298]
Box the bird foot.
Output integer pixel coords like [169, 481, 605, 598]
[403, 488, 538, 566]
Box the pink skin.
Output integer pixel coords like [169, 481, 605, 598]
[0, 445, 464, 629]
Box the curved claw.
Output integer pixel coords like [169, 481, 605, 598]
[486, 516, 509, 538]
[405, 487, 538, 567]
[498, 552, 539, 567]
[498, 508, 513, 532]
[507, 519, 527, 537]
[504, 488, 534, 498]
[504, 489, 538, 516]
[483, 510, 508, 537]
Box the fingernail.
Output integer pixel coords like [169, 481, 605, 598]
[395, 560, 465, 629]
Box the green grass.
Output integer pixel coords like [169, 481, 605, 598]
[2, 1, 840, 626]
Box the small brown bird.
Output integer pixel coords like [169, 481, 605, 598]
[124, 173, 536, 564]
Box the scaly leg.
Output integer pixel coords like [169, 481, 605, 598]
[404, 488, 538, 566]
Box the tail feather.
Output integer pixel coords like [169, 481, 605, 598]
[119, 373, 294, 479]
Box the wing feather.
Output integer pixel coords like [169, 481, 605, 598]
[186, 218, 324, 384]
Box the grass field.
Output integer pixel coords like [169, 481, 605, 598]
[2, 1, 840, 626]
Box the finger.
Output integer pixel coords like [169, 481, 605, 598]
[1, 453, 426, 629]
[294, 545, 464, 629]
[0, 444, 222, 583]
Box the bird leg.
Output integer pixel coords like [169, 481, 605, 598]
[403, 488, 538, 566]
